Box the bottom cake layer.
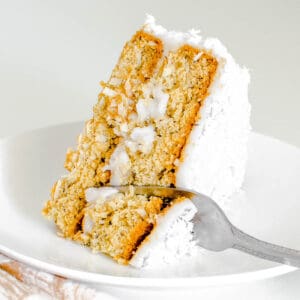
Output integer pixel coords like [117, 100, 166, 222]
[73, 186, 198, 266]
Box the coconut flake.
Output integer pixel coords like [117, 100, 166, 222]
[193, 52, 203, 61]
[82, 215, 94, 234]
[109, 77, 122, 86]
[136, 83, 169, 122]
[102, 87, 117, 97]
[95, 134, 107, 143]
[85, 187, 119, 202]
[125, 126, 156, 154]
[103, 145, 131, 185]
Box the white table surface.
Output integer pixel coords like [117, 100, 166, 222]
[0, 0, 299, 299]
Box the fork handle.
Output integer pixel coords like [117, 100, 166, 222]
[232, 226, 300, 268]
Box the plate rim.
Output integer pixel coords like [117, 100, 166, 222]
[0, 123, 299, 288]
[0, 243, 296, 288]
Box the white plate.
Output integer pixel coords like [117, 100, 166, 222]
[0, 122, 299, 288]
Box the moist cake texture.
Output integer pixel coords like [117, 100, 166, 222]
[78, 186, 193, 264]
[43, 16, 250, 265]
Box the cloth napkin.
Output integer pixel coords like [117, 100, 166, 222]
[0, 253, 118, 300]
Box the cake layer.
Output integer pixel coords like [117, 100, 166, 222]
[75, 186, 190, 264]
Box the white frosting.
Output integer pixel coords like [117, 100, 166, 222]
[130, 199, 198, 269]
[125, 126, 156, 154]
[144, 15, 203, 55]
[103, 145, 131, 185]
[136, 83, 169, 122]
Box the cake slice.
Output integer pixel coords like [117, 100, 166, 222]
[43, 16, 250, 266]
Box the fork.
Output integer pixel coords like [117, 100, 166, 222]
[116, 186, 300, 268]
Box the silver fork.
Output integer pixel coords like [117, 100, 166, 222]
[116, 185, 300, 268]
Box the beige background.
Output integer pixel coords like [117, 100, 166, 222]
[0, 0, 299, 146]
[0, 1, 299, 299]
